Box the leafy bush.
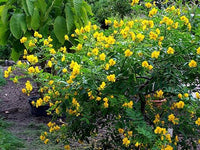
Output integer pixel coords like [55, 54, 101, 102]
[86, 0, 132, 26]
[0, 0, 92, 61]
[5, 1, 200, 149]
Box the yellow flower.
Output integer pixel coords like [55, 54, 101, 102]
[49, 80, 54, 85]
[40, 135, 45, 141]
[99, 53, 106, 61]
[149, 31, 158, 40]
[122, 137, 130, 147]
[128, 131, 133, 137]
[180, 16, 189, 25]
[25, 80, 33, 92]
[148, 65, 153, 70]
[105, 19, 112, 26]
[124, 49, 133, 57]
[156, 90, 164, 98]
[118, 128, 124, 134]
[20, 37, 27, 43]
[64, 35, 69, 40]
[96, 97, 101, 101]
[99, 82, 106, 90]
[149, 8, 158, 17]
[167, 47, 175, 54]
[195, 118, 200, 126]
[62, 68, 67, 73]
[107, 74, 116, 82]
[136, 33, 145, 42]
[151, 51, 160, 59]
[184, 93, 189, 98]
[195, 92, 200, 99]
[47, 61, 52, 68]
[44, 139, 49, 144]
[176, 101, 184, 109]
[109, 59, 116, 66]
[35, 66, 40, 73]
[64, 145, 70, 150]
[105, 64, 110, 70]
[27, 55, 38, 65]
[61, 55, 65, 62]
[197, 47, 200, 54]
[145, 2, 152, 8]
[142, 61, 149, 68]
[135, 142, 139, 147]
[50, 49, 56, 54]
[4, 70, 9, 78]
[104, 102, 109, 108]
[22, 88, 26, 93]
[77, 44, 82, 50]
[189, 60, 197, 67]
[92, 48, 99, 55]
[178, 93, 182, 99]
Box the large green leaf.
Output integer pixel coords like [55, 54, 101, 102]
[54, 16, 67, 44]
[22, 0, 34, 16]
[64, 3, 75, 34]
[1, 5, 8, 25]
[10, 13, 27, 39]
[0, 21, 8, 45]
[35, 0, 47, 16]
[31, 7, 40, 30]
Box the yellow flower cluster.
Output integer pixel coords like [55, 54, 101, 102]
[189, 60, 197, 68]
[122, 137, 130, 147]
[4, 66, 12, 78]
[26, 55, 38, 65]
[149, 8, 158, 17]
[122, 101, 133, 108]
[176, 101, 184, 109]
[20, 37, 27, 43]
[142, 61, 153, 70]
[167, 47, 175, 54]
[154, 126, 166, 134]
[98, 82, 106, 90]
[180, 16, 191, 31]
[131, 0, 139, 6]
[151, 51, 160, 59]
[124, 49, 133, 57]
[161, 145, 173, 150]
[107, 74, 116, 82]
[21, 80, 33, 96]
[153, 114, 160, 124]
[28, 66, 40, 74]
[168, 114, 179, 125]
[103, 97, 109, 108]
[195, 118, 200, 126]
[145, 2, 152, 8]
[40, 132, 49, 144]
[149, 31, 158, 40]
[34, 31, 42, 38]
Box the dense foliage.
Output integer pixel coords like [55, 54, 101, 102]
[0, 0, 92, 61]
[4, 0, 200, 149]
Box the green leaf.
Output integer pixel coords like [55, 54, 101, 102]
[22, 0, 34, 16]
[35, 0, 47, 16]
[64, 3, 75, 34]
[31, 7, 40, 30]
[1, 5, 8, 25]
[54, 16, 67, 44]
[10, 13, 27, 39]
[10, 48, 21, 62]
[0, 21, 8, 45]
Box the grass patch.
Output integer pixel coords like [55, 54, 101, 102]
[0, 118, 24, 150]
[0, 68, 6, 86]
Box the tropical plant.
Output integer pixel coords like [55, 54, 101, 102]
[0, 0, 92, 61]
[5, 0, 200, 149]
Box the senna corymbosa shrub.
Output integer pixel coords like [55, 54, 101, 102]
[5, 1, 200, 149]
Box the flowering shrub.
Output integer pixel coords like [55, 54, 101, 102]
[5, 1, 200, 149]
